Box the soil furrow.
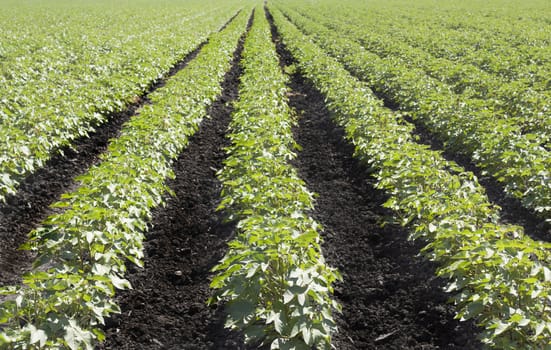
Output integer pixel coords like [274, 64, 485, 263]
[97, 12, 253, 350]
[267, 9, 482, 349]
[0, 11, 241, 288]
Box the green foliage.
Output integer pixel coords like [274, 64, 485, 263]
[209, 8, 340, 349]
[269, 5, 551, 349]
[281, 0, 550, 93]
[290, 4, 550, 142]
[0, 1, 547, 349]
[0, 9, 251, 349]
[0, 0, 248, 203]
[274, 2, 550, 221]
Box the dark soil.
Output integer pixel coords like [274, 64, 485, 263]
[0, 12, 238, 288]
[97, 12, 253, 350]
[267, 8, 482, 349]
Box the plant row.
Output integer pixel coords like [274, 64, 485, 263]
[0, 1, 244, 203]
[381, 11, 550, 92]
[293, 0, 550, 90]
[209, 8, 340, 350]
[283, 4, 550, 143]
[0, 9, 251, 349]
[274, 5, 551, 220]
[269, 6, 551, 349]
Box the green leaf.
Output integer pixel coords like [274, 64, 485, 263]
[493, 321, 511, 336]
[226, 299, 255, 324]
[29, 327, 47, 347]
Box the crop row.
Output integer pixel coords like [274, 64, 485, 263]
[383, 12, 550, 90]
[274, 4, 551, 220]
[209, 8, 340, 350]
[0, 1, 244, 203]
[307, 0, 550, 88]
[0, 9, 250, 349]
[269, 5, 551, 349]
[285, 4, 550, 142]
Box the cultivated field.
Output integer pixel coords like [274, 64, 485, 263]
[0, 0, 549, 349]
